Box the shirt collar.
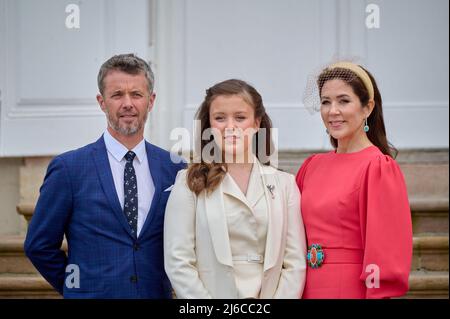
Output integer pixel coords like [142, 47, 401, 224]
[103, 130, 146, 164]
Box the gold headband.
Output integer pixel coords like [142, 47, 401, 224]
[329, 62, 374, 100]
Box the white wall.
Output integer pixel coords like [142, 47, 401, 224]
[0, 0, 152, 156]
[0, 0, 448, 156]
[367, 0, 449, 149]
[156, 0, 449, 151]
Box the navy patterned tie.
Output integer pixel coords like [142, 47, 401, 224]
[124, 151, 138, 236]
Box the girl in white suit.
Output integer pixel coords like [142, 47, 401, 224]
[164, 79, 307, 299]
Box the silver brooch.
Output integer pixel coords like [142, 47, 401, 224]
[266, 184, 275, 199]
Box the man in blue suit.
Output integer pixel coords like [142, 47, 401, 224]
[24, 53, 185, 298]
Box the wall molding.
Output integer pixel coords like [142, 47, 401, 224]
[148, 0, 186, 148]
[383, 102, 449, 109]
[0, 0, 125, 156]
[184, 101, 449, 111]
[8, 98, 103, 118]
[5, 0, 112, 120]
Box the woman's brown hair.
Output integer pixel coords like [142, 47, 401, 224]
[187, 79, 274, 195]
[318, 66, 397, 158]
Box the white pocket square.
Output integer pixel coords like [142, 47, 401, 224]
[163, 185, 174, 192]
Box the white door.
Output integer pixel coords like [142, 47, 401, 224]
[0, 0, 153, 156]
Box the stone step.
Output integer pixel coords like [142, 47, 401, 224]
[0, 274, 60, 298]
[0, 236, 37, 274]
[405, 271, 449, 299]
[411, 198, 449, 234]
[0, 272, 447, 299]
[0, 236, 67, 274]
[1, 234, 447, 275]
[18, 198, 449, 232]
[412, 236, 449, 271]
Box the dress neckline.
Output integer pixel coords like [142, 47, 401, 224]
[330, 145, 379, 157]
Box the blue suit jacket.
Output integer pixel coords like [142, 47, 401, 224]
[24, 136, 186, 298]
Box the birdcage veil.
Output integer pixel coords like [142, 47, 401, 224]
[302, 56, 373, 114]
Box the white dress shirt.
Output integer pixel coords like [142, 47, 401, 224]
[103, 130, 154, 237]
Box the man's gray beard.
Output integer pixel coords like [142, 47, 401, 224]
[106, 110, 148, 136]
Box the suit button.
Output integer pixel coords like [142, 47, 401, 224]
[130, 275, 138, 283]
[133, 243, 140, 251]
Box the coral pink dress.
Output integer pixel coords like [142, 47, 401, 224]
[296, 146, 413, 299]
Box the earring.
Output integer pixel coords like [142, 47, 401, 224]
[363, 118, 370, 132]
[326, 128, 329, 135]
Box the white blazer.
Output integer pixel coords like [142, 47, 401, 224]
[164, 161, 307, 299]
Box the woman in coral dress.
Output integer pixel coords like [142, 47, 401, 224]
[296, 62, 413, 299]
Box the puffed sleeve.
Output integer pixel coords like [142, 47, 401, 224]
[163, 169, 212, 299]
[358, 155, 413, 298]
[295, 155, 316, 193]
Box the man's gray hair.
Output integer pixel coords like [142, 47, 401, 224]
[97, 53, 154, 95]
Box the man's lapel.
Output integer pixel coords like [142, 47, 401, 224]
[92, 136, 134, 239]
[138, 142, 162, 237]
